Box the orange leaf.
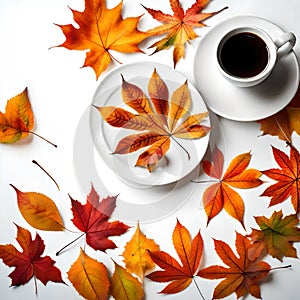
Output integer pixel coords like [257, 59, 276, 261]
[143, 0, 227, 66]
[201, 147, 263, 227]
[0, 224, 64, 294]
[257, 86, 300, 142]
[198, 232, 271, 299]
[0, 88, 34, 144]
[67, 249, 110, 300]
[248, 210, 300, 261]
[97, 68, 210, 172]
[122, 222, 160, 280]
[261, 145, 300, 212]
[10, 185, 64, 231]
[110, 262, 144, 300]
[147, 220, 203, 295]
[55, 0, 148, 78]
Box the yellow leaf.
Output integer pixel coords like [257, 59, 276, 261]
[123, 223, 160, 280]
[68, 249, 110, 300]
[110, 262, 144, 300]
[10, 185, 64, 231]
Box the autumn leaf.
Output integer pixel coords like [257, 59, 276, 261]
[96, 68, 210, 172]
[55, 0, 148, 79]
[146, 219, 204, 296]
[10, 184, 64, 231]
[248, 210, 300, 261]
[69, 185, 129, 252]
[261, 145, 300, 212]
[67, 249, 110, 300]
[258, 86, 300, 142]
[0, 224, 64, 294]
[143, 0, 227, 66]
[123, 222, 160, 280]
[110, 262, 144, 300]
[0, 88, 56, 146]
[197, 232, 271, 299]
[200, 147, 263, 227]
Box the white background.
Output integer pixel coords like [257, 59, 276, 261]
[0, 0, 299, 299]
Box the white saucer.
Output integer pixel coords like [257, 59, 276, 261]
[193, 16, 300, 121]
[90, 62, 210, 186]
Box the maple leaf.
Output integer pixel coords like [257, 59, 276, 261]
[0, 87, 34, 144]
[96, 68, 210, 172]
[248, 210, 300, 261]
[261, 145, 300, 213]
[110, 262, 144, 300]
[143, 0, 227, 67]
[0, 224, 64, 294]
[197, 232, 271, 299]
[67, 248, 110, 300]
[69, 185, 129, 252]
[200, 147, 263, 227]
[55, 0, 148, 79]
[258, 86, 300, 142]
[10, 184, 64, 231]
[146, 219, 204, 296]
[123, 222, 160, 280]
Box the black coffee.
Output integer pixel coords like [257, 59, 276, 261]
[219, 32, 269, 78]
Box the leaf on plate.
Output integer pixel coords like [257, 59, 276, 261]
[0, 88, 34, 144]
[0, 224, 64, 294]
[110, 262, 144, 300]
[197, 232, 271, 299]
[55, 0, 148, 79]
[257, 86, 300, 142]
[96, 68, 210, 172]
[146, 219, 204, 295]
[70, 185, 129, 251]
[248, 210, 300, 261]
[10, 184, 64, 231]
[143, 0, 227, 67]
[122, 222, 160, 280]
[200, 147, 263, 227]
[67, 248, 110, 300]
[261, 145, 300, 213]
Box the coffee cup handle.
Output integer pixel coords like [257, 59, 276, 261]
[274, 32, 296, 58]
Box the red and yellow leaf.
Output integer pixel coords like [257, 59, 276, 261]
[0, 225, 64, 293]
[55, 0, 148, 78]
[10, 185, 64, 231]
[68, 249, 110, 300]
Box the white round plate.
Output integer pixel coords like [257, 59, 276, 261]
[90, 62, 210, 186]
[193, 16, 300, 121]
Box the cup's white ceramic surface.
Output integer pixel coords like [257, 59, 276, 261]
[217, 26, 296, 87]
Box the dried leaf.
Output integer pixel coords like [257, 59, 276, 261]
[198, 232, 271, 299]
[143, 0, 227, 66]
[96, 68, 210, 172]
[0, 225, 64, 293]
[10, 185, 64, 231]
[146, 219, 203, 295]
[261, 145, 300, 212]
[201, 147, 263, 227]
[70, 185, 129, 251]
[249, 210, 300, 261]
[110, 262, 144, 300]
[55, 0, 148, 78]
[67, 249, 110, 300]
[123, 222, 160, 280]
[0, 88, 34, 144]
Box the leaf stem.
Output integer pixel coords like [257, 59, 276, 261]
[32, 160, 60, 191]
[56, 233, 85, 256]
[170, 136, 190, 160]
[33, 275, 38, 295]
[193, 277, 205, 300]
[271, 264, 292, 271]
[29, 131, 57, 148]
[191, 179, 219, 183]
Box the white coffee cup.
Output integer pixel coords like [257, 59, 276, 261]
[217, 26, 296, 87]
